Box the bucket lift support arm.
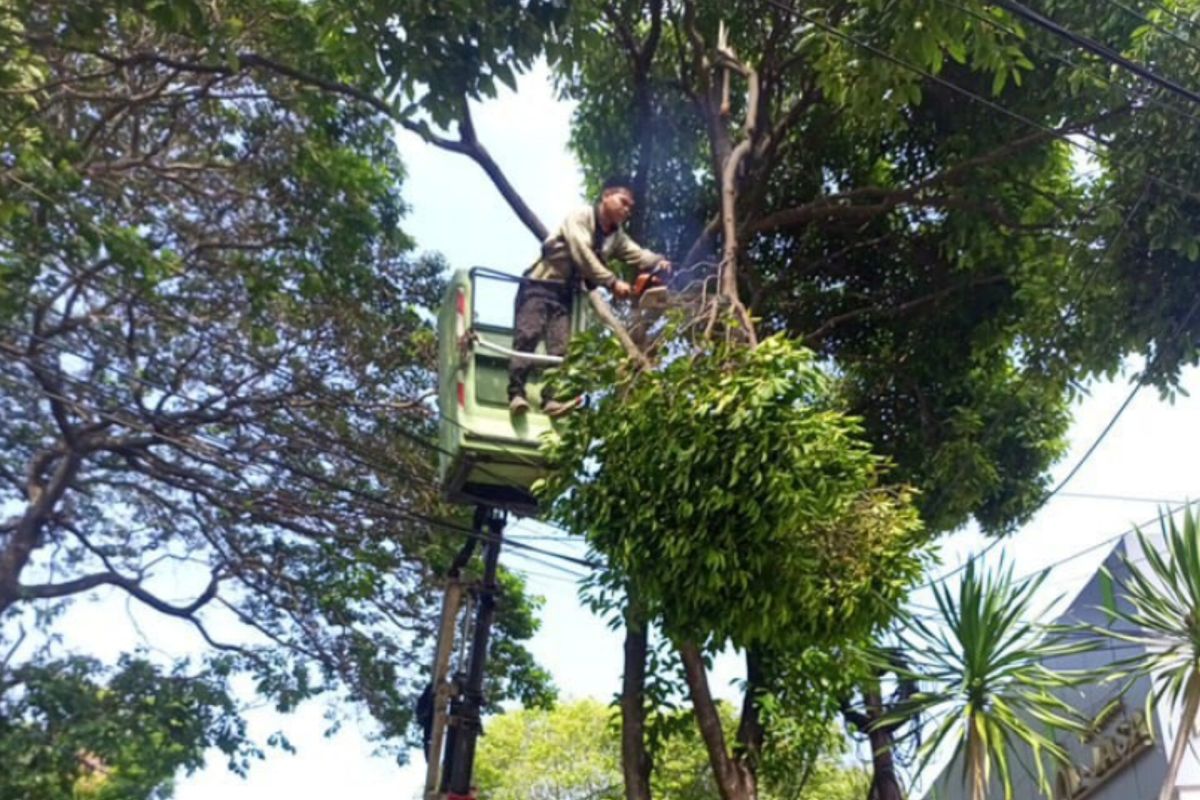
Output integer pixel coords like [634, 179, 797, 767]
[426, 505, 505, 800]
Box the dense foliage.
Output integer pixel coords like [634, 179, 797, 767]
[0, 655, 252, 800]
[474, 698, 868, 800]
[553, 0, 1200, 537]
[542, 332, 926, 649]
[0, 0, 554, 770]
[10, 0, 1200, 796]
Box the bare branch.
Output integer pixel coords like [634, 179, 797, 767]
[20, 567, 222, 618]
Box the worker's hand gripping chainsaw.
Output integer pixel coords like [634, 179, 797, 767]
[632, 262, 670, 310]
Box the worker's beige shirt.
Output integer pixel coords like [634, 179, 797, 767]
[527, 204, 663, 287]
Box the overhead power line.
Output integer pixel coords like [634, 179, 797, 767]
[0, 361, 601, 572]
[1100, 0, 1200, 58]
[990, 0, 1200, 107]
[908, 495, 1200, 602]
[1010, 499, 1200, 582]
[1, 320, 554, 522]
[936, 0, 1200, 130]
[1058, 490, 1188, 504]
[764, 0, 1200, 204]
[755, 0, 1200, 589]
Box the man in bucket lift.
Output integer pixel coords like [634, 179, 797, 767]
[508, 177, 670, 416]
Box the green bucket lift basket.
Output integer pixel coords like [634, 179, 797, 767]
[437, 267, 589, 515]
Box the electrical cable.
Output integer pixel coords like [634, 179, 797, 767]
[1100, 0, 1200, 58]
[990, 0, 1200, 106]
[936, 0, 1200, 130]
[912, 495, 1200, 597]
[1057, 490, 1187, 504]
[762, 0, 1200, 204]
[1, 260, 553, 506]
[908, 204, 1157, 588]
[755, 0, 1200, 589]
[0, 320, 557, 523]
[0, 362, 602, 571]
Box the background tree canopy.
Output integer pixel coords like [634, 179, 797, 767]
[0, 0, 557, 777]
[474, 697, 868, 800]
[551, 0, 1200, 537]
[0, 654, 252, 800]
[531, 2, 1200, 798]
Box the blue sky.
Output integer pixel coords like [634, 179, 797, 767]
[36, 60, 1200, 799]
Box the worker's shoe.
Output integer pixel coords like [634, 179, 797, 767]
[541, 398, 578, 418]
[509, 395, 530, 415]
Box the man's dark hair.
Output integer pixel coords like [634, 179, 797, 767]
[601, 175, 634, 196]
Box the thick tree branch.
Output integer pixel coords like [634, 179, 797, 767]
[678, 640, 753, 800]
[748, 119, 1119, 238]
[452, 103, 549, 241]
[0, 451, 82, 613]
[63, 43, 551, 241]
[802, 273, 1008, 346]
[621, 600, 653, 800]
[20, 566, 222, 618]
[588, 290, 652, 368]
[602, 2, 641, 62]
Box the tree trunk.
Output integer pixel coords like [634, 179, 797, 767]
[842, 662, 912, 800]
[735, 649, 765, 773]
[967, 723, 986, 800]
[1160, 670, 1200, 800]
[867, 728, 903, 800]
[0, 451, 81, 613]
[678, 640, 756, 800]
[621, 601, 652, 800]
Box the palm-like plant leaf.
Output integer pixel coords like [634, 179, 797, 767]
[882, 560, 1093, 800]
[1085, 508, 1200, 800]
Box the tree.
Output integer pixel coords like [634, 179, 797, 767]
[839, 650, 917, 800]
[0, 653, 254, 800]
[474, 698, 622, 800]
[1087, 508, 1200, 800]
[554, 0, 1200, 536]
[473, 698, 868, 800]
[467, 2, 1200, 798]
[1, 0, 554, 763]
[540, 331, 926, 800]
[885, 561, 1091, 800]
[13, 0, 1200, 796]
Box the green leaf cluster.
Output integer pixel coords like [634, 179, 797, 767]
[473, 698, 866, 800]
[1090, 508, 1200, 731]
[540, 331, 927, 650]
[0, 0, 554, 763]
[554, 0, 1200, 538]
[0, 655, 256, 800]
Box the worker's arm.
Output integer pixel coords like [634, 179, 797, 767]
[561, 209, 618, 288]
[612, 230, 666, 273]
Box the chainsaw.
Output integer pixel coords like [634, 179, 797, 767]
[633, 263, 670, 310]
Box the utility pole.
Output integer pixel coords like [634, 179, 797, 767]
[440, 506, 504, 800]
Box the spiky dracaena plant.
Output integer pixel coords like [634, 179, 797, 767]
[884, 561, 1091, 800]
[1088, 508, 1200, 800]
